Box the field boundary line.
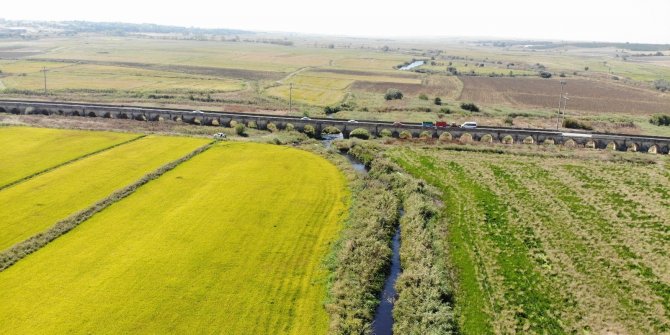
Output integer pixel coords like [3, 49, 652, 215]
[0, 134, 146, 191]
[0, 141, 215, 272]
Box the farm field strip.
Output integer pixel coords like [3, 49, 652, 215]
[1, 63, 246, 92]
[0, 127, 140, 189]
[0, 142, 347, 334]
[390, 148, 670, 334]
[0, 134, 209, 251]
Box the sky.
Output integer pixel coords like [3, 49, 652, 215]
[3, 0, 670, 44]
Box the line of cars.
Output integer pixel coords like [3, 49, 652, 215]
[395, 121, 478, 129]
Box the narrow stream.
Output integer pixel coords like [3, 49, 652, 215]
[372, 218, 402, 335]
[321, 136, 400, 334]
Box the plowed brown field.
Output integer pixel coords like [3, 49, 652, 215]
[459, 77, 670, 115]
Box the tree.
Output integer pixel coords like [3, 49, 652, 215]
[539, 71, 552, 78]
[460, 102, 480, 112]
[384, 88, 403, 100]
[234, 124, 246, 136]
[434, 97, 442, 105]
[584, 66, 589, 71]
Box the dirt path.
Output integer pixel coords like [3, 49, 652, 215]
[277, 66, 311, 83]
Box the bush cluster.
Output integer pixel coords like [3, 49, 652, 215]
[384, 88, 404, 100]
[234, 123, 246, 136]
[303, 124, 316, 137]
[563, 118, 593, 130]
[460, 102, 480, 112]
[349, 128, 371, 140]
[650, 114, 670, 126]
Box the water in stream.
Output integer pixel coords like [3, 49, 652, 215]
[398, 60, 424, 71]
[372, 224, 401, 335]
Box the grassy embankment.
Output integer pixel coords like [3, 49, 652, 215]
[0, 142, 348, 334]
[390, 146, 670, 334]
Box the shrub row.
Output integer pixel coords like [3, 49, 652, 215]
[650, 114, 670, 126]
[339, 142, 458, 334]
[0, 142, 215, 272]
[326, 163, 400, 333]
[563, 118, 593, 130]
[394, 191, 458, 334]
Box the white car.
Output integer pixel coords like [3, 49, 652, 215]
[191, 110, 204, 114]
[347, 119, 358, 123]
[460, 122, 477, 129]
[300, 116, 311, 120]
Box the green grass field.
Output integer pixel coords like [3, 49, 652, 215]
[390, 147, 670, 334]
[0, 133, 209, 251]
[0, 142, 347, 334]
[0, 127, 139, 188]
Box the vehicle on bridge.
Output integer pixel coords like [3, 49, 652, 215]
[460, 122, 477, 129]
[347, 119, 358, 123]
[392, 121, 403, 126]
[422, 121, 435, 127]
[436, 121, 448, 128]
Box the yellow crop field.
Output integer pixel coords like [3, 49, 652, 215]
[0, 142, 348, 334]
[0, 134, 209, 250]
[266, 84, 345, 106]
[0, 127, 139, 188]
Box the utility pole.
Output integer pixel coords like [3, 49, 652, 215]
[41, 66, 48, 95]
[556, 81, 566, 130]
[561, 94, 569, 126]
[289, 83, 293, 114]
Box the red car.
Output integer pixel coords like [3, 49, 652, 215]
[436, 121, 448, 128]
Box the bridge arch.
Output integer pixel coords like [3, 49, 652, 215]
[627, 143, 638, 152]
[322, 125, 342, 135]
[10, 108, 20, 114]
[564, 139, 577, 148]
[648, 145, 659, 154]
[439, 132, 452, 142]
[606, 142, 617, 151]
[379, 128, 392, 137]
[523, 136, 535, 145]
[0, 107, 5, 113]
[585, 140, 596, 149]
[502, 135, 514, 145]
[459, 132, 473, 143]
[87, 111, 97, 117]
[480, 134, 493, 143]
[543, 138, 555, 145]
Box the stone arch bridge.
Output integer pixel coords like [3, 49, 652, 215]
[1, 100, 669, 154]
